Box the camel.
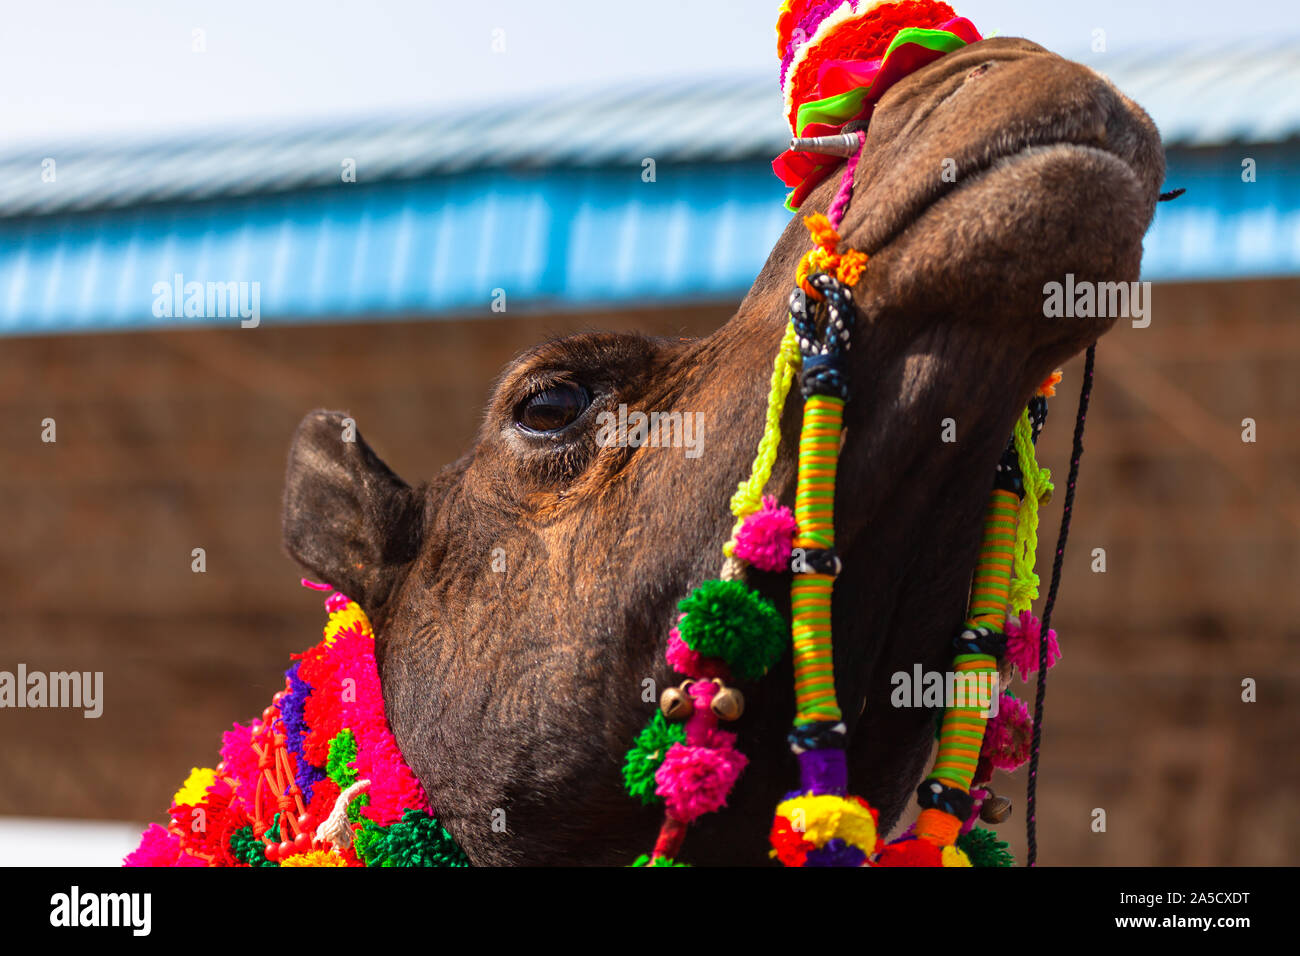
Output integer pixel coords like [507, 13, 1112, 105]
[281, 36, 1164, 865]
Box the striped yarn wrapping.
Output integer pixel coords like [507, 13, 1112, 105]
[791, 394, 845, 724]
[928, 653, 999, 793]
[923, 484, 1020, 825]
[967, 488, 1019, 625]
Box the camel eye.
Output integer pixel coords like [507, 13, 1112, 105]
[515, 383, 590, 434]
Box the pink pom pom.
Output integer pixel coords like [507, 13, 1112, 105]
[981, 693, 1032, 771]
[219, 722, 263, 817]
[733, 496, 797, 573]
[124, 824, 186, 867]
[654, 732, 747, 823]
[1004, 610, 1060, 681]
[665, 626, 728, 680]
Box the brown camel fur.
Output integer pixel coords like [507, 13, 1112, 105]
[282, 38, 1165, 865]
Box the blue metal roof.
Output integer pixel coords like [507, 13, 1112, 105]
[1141, 144, 1300, 280]
[1, 40, 1298, 335]
[0, 164, 794, 333]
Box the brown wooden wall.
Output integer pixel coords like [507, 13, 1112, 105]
[1, 280, 1295, 865]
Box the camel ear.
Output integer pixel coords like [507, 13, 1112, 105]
[282, 410, 423, 616]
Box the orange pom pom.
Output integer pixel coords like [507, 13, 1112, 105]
[836, 249, 869, 286]
[803, 213, 840, 254]
[1037, 370, 1063, 397]
[795, 214, 868, 295]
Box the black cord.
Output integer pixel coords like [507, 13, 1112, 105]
[1026, 343, 1096, 867]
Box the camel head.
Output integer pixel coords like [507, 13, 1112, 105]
[281, 28, 1164, 865]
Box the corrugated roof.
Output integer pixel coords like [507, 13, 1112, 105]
[3, 141, 1295, 337]
[1, 38, 1297, 218]
[0, 75, 787, 219]
[0, 164, 795, 334]
[1089, 37, 1300, 146]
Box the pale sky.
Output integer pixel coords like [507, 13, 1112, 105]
[1, 0, 1294, 148]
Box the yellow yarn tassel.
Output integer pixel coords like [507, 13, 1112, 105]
[172, 767, 217, 807]
[724, 322, 802, 556]
[324, 598, 374, 645]
[1009, 409, 1053, 614]
[279, 849, 349, 867]
[773, 793, 879, 854]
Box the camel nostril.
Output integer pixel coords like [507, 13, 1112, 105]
[966, 62, 993, 80]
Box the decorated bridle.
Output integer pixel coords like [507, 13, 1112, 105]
[621, 0, 1094, 868]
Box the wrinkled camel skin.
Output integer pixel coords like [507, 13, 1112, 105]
[282, 39, 1165, 865]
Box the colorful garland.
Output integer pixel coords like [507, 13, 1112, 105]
[125, 586, 467, 867]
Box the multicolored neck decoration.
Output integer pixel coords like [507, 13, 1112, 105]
[620, 1, 1078, 867]
[125, 587, 467, 867]
[774, 0, 983, 210]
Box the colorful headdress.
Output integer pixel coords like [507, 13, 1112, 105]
[773, 0, 983, 209]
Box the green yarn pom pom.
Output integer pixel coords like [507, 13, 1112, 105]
[326, 730, 372, 821]
[676, 579, 787, 681]
[354, 808, 469, 867]
[326, 729, 359, 789]
[623, 711, 687, 806]
[229, 825, 278, 867]
[957, 826, 1015, 867]
[630, 854, 690, 867]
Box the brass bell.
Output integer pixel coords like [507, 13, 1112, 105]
[710, 685, 745, 722]
[980, 792, 1013, 824]
[659, 685, 694, 721]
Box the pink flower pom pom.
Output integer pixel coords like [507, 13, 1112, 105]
[124, 824, 189, 867]
[1005, 610, 1060, 681]
[655, 732, 748, 823]
[665, 625, 729, 679]
[981, 693, 1032, 771]
[732, 496, 797, 573]
[218, 722, 262, 817]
